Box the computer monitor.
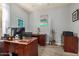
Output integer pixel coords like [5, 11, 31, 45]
[22, 32, 32, 37]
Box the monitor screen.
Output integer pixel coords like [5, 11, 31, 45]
[23, 32, 32, 37]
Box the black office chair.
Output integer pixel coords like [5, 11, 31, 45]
[63, 31, 73, 36]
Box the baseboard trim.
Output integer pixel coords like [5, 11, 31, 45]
[46, 42, 61, 46]
[46, 41, 49, 45]
[55, 42, 61, 46]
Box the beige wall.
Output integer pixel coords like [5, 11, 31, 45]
[0, 8, 2, 38]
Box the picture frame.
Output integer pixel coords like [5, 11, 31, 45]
[18, 19, 24, 27]
[72, 9, 79, 22]
[40, 15, 48, 26]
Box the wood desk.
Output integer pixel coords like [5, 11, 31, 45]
[32, 34, 46, 46]
[3, 38, 38, 56]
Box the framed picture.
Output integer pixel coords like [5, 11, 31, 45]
[18, 19, 24, 27]
[40, 15, 48, 26]
[72, 9, 79, 22]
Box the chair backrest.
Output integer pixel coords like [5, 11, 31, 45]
[63, 31, 73, 36]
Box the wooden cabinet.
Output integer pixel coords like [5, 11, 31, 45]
[3, 42, 10, 53]
[64, 36, 78, 53]
[32, 34, 46, 46]
[11, 43, 24, 56]
[3, 38, 38, 56]
[23, 39, 38, 56]
[38, 35, 46, 46]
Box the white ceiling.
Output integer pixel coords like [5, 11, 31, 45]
[18, 3, 69, 12]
